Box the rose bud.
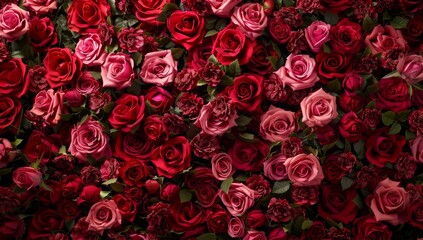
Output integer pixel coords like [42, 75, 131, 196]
[145, 180, 160, 194]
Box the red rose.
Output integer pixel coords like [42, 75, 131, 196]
[323, 155, 347, 183]
[365, 128, 406, 168]
[316, 124, 338, 145]
[118, 160, 152, 187]
[338, 112, 365, 143]
[59, 200, 81, 219]
[143, 115, 169, 143]
[113, 194, 138, 222]
[212, 24, 254, 65]
[28, 17, 58, 52]
[353, 216, 392, 240]
[190, 133, 220, 159]
[170, 202, 205, 232]
[304, 221, 326, 240]
[338, 93, 365, 113]
[12, 167, 42, 190]
[330, 18, 362, 53]
[246, 42, 277, 75]
[28, 209, 64, 240]
[23, 130, 59, 163]
[402, 15, 423, 49]
[229, 139, 269, 172]
[375, 77, 411, 113]
[408, 199, 423, 230]
[400, 0, 423, 13]
[246, 209, 267, 228]
[67, 0, 110, 34]
[268, 18, 291, 44]
[167, 10, 205, 50]
[0, 58, 28, 98]
[318, 184, 358, 224]
[229, 73, 264, 112]
[320, 0, 353, 13]
[43, 47, 82, 88]
[207, 206, 230, 233]
[185, 167, 219, 207]
[113, 131, 154, 162]
[144, 86, 174, 113]
[108, 94, 145, 132]
[132, 0, 170, 25]
[316, 52, 353, 83]
[0, 95, 21, 133]
[151, 136, 191, 178]
[0, 216, 24, 239]
[76, 185, 101, 206]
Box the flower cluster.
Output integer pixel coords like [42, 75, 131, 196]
[0, 0, 423, 239]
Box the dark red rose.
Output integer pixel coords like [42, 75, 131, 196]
[200, 62, 225, 87]
[67, 0, 110, 34]
[167, 10, 205, 50]
[338, 93, 365, 113]
[160, 183, 180, 202]
[412, 87, 423, 107]
[268, 18, 291, 44]
[70, 217, 101, 240]
[320, 0, 354, 13]
[187, 38, 213, 71]
[43, 47, 82, 88]
[365, 127, 406, 167]
[229, 139, 269, 172]
[291, 185, 319, 206]
[246, 42, 277, 75]
[402, 15, 423, 49]
[0, 58, 28, 98]
[375, 77, 411, 113]
[80, 165, 101, 185]
[170, 202, 205, 232]
[359, 108, 380, 129]
[190, 133, 220, 159]
[23, 130, 59, 163]
[229, 73, 263, 112]
[142, 115, 169, 143]
[400, 0, 423, 13]
[28, 209, 64, 240]
[408, 199, 423, 230]
[338, 112, 365, 142]
[323, 155, 347, 183]
[59, 200, 81, 220]
[0, 216, 24, 239]
[119, 160, 152, 187]
[0, 186, 20, 213]
[316, 124, 338, 145]
[186, 167, 219, 207]
[131, 0, 170, 26]
[274, 7, 303, 28]
[145, 179, 160, 194]
[342, 72, 363, 95]
[114, 131, 154, 162]
[408, 109, 423, 133]
[147, 202, 171, 236]
[76, 185, 101, 206]
[118, 27, 144, 53]
[108, 94, 145, 132]
[0, 39, 10, 63]
[28, 17, 58, 52]
[304, 221, 326, 240]
[268, 227, 288, 240]
[176, 92, 204, 118]
[113, 194, 138, 222]
[0, 95, 21, 133]
[36, 180, 62, 205]
[330, 18, 362, 53]
[246, 209, 267, 228]
[76, 72, 101, 95]
[62, 175, 83, 199]
[162, 113, 189, 135]
[316, 52, 353, 83]
[267, 198, 292, 223]
[207, 206, 230, 233]
[144, 86, 174, 113]
[246, 175, 271, 199]
[353, 216, 392, 239]
[318, 184, 358, 224]
[395, 153, 417, 180]
[212, 24, 254, 66]
[263, 73, 287, 102]
[64, 89, 85, 107]
[27, 65, 48, 93]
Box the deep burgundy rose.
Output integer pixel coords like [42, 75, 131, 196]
[229, 74, 263, 112]
[118, 28, 144, 53]
[0, 95, 21, 133]
[365, 128, 406, 167]
[342, 71, 363, 95]
[0, 186, 20, 213]
[59, 200, 81, 220]
[207, 206, 230, 233]
[409, 109, 423, 133]
[176, 92, 204, 118]
[316, 52, 353, 83]
[229, 139, 269, 172]
[81, 165, 101, 185]
[113, 194, 138, 222]
[28, 209, 64, 240]
[162, 113, 189, 135]
[89, 91, 112, 113]
[304, 221, 326, 240]
[0, 58, 28, 98]
[108, 94, 145, 132]
[402, 15, 423, 49]
[330, 18, 362, 53]
[28, 17, 58, 52]
[170, 202, 205, 232]
[291, 185, 320, 206]
[281, 136, 304, 158]
[118, 160, 152, 187]
[132, 0, 170, 25]
[0, 216, 24, 239]
[318, 184, 358, 224]
[143, 115, 169, 143]
[67, 0, 110, 34]
[268, 227, 288, 240]
[359, 108, 381, 129]
[268, 18, 291, 44]
[375, 77, 411, 113]
[43, 47, 82, 88]
[408, 199, 423, 230]
[353, 216, 392, 240]
[167, 10, 205, 50]
[23, 130, 59, 163]
[323, 155, 347, 183]
[273, 7, 302, 28]
[395, 153, 417, 180]
[246, 42, 278, 75]
[246, 209, 267, 228]
[338, 93, 365, 113]
[246, 175, 271, 199]
[412, 87, 423, 107]
[320, 0, 353, 13]
[146, 202, 171, 235]
[0, 39, 9, 63]
[338, 112, 365, 142]
[152, 136, 191, 178]
[187, 38, 213, 71]
[316, 124, 338, 145]
[191, 133, 221, 159]
[70, 217, 101, 240]
[267, 198, 292, 223]
[400, 0, 423, 14]
[186, 167, 219, 207]
[144, 86, 174, 113]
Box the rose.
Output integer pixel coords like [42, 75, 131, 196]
[207, 206, 230, 233]
[320, 0, 353, 13]
[402, 15, 423, 49]
[205, 0, 243, 17]
[59, 200, 81, 220]
[101, 52, 135, 90]
[143, 115, 169, 142]
[365, 25, 408, 55]
[0, 95, 21, 133]
[300, 88, 338, 128]
[329, 18, 362, 53]
[400, 0, 423, 13]
[243, 230, 267, 240]
[410, 134, 423, 163]
[259, 106, 297, 142]
[0, 58, 28, 98]
[194, 96, 238, 136]
[353, 216, 393, 240]
[132, 0, 170, 25]
[151, 136, 191, 178]
[338, 112, 365, 143]
[12, 167, 42, 190]
[268, 227, 287, 240]
[211, 153, 235, 181]
[291, 185, 319, 206]
[191, 133, 220, 159]
[69, 118, 112, 163]
[397, 54, 423, 85]
[408, 199, 423, 230]
[0, 4, 29, 41]
[67, 0, 110, 34]
[316, 52, 353, 81]
[268, 19, 291, 44]
[219, 183, 255, 216]
[167, 11, 205, 50]
[246, 209, 267, 228]
[212, 24, 254, 65]
[29, 89, 64, 125]
[275, 53, 318, 91]
[267, 198, 292, 223]
[169, 202, 205, 232]
[176, 92, 204, 118]
[186, 168, 219, 207]
[108, 94, 145, 132]
[86, 200, 122, 234]
[229, 74, 263, 112]
[263, 153, 288, 181]
[246, 175, 271, 198]
[284, 153, 324, 186]
[44, 47, 82, 88]
[76, 185, 101, 205]
[365, 128, 406, 167]
[318, 184, 358, 224]
[246, 42, 277, 75]
[28, 209, 64, 239]
[342, 71, 363, 95]
[187, 39, 213, 71]
[0, 138, 17, 168]
[140, 50, 177, 86]
[370, 178, 410, 225]
[23, 130, 59, 163]
[75, 34, 107, 66]
[231, 3, 268, 39]
[117, 28, 144, 53]
[229, 139, 269, 172]
[100, 158, 120, 181]
[112, 194, 138, 222]
[118, 160, 151, 187]
[375, 77, 411, 112]
[28, 17, 58, 52]
[0, 216, 24, 239]
[305, 20, 331, 52]
[23, 0, 57, 14]
[64, 89, 85, 107]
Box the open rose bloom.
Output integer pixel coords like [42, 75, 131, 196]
[1, 0, 423, 239]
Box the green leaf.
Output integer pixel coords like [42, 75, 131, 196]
[102, 178, 118, 185]
[205, 29, 218, 37]
[226, 59, 241, 76]
[366, 100, 376, 109]
[327, 79, 341, 92]
[179, 189, 193, 203]
[323, 11, 340, 25]
[100, 190, 111, 199]
[397, 110, 411, 123]
[239, 132, 255, 141]
[40, 180, 53, 192]
[132, 52, 143, 66]
[110, 182, 125, 192]
[384, 71, 401, 78]
[208, 54, 219, 65]
[220, 177, 233, 194]
[381, 111, 396, 126]
[267, 56, 279, 70]
[215, 18, 227, 31]
[12, 138, 23, 148]
[283, 0, 295, 7]
[90, 71, 101, 80]
[221, 75, 234, 86]
[207, 86, 216, 96]
[0, 167, 12, 176]
[171, 48, 184, 60]
[362, 16, 375, 32]
[353, 140, 365, 160]
[236, 115, 252, 127]
[157, 3, 179, 22]
[341, 177, 354, 191]
[323, 44, 331, 53]
[389, 122, 401, 135]
[391, 16, 409, 29]
[197, 233, 217, 240]
[405, 130, 416, 140]
[272, 181, 290, 194]
[301, 219, 313, 230]
[353, 195, 363, 209]
[59, 145, 67, 154]
[11, 51, 24, 58]
[197, 79, 207, 86]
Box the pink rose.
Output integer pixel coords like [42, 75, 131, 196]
[101, 52, 134, 90]
[397, 54, 423, 85]
[275, 54, 319, 91]
[263, 153, 288, 181]
[231, 3, 268, 39]
[284, 153, 324, 186]
[205, 0, 243, 17]
[305, 20, 331, 52]
[410, 134, 423, 164]
[86, 200, 122, 234]
[300, 88, 338, 128]
[140, 50, 177, 86]
[75, 34, 107, 66]
[69, 118, 112, 163]
[0, 4, 30, 42]
[370, 178, 410, 225]
[29, 89, 64, 125]
[23, 0, 57, 15]
[0, 138, 17, 168]
[259, 106, 297, 142]
[211, 153, 235, 181]
[365, 25, 408, 55]
[228, 217, 245, 238]
[219, 183, 255, 216]
[12, 167, 42, 190]
[243, 230, 267, 240]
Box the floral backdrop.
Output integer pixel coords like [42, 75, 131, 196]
[0, 0, 423, 239]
